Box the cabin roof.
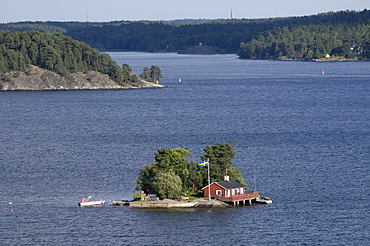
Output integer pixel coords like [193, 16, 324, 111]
[216, 180, 246, 189]
[202, 180, 246, 190]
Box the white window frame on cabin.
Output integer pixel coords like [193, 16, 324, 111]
[216, 190, 222, 196]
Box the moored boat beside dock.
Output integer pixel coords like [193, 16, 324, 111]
[78, 196, 105, 207]
[256, 196, 272, 204]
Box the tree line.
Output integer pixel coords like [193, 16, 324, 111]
[136, 142, 245, 199]
[1, 10, 369, 59]
[238, 23, 370, 60]
[68, 9, 370, 59]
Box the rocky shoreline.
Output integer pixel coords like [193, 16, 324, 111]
[312, 58, 360, 62]
[0, 65, 165, 91]
[111, 199, 230, 209]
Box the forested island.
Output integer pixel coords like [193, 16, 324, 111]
[1, 9, 369, 60]
[0, 31, 163, 90]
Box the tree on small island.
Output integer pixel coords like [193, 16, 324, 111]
[135, 142, 245, 200]
[153, 170, 183, 199]
[140, 65, 162, 83]
[201, 142, 245, 186]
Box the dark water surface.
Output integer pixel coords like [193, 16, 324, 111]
[1, 53, 369, 245]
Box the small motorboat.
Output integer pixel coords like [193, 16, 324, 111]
[78, 196, 105, 207]
[256, 196, 272, 204]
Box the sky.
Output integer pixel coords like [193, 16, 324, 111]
[0, 0, 369, 23]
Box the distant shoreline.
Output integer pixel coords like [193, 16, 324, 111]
[312, 58, 366, 62]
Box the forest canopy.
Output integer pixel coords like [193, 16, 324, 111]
[238, 23, 370, 60]
[1, 10, 369, 60]
[69, 9, 370, 59]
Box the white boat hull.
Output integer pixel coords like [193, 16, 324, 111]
[258, 199, 272, 204]
[78, 200, 105, 207]
[256, 197, 272, 204]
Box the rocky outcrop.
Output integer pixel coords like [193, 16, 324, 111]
[193, 199, 230, 208]
[0, 65, 164, 91]
[128, 199, 230, 209]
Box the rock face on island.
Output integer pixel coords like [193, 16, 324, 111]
[0, 65, 164, 91]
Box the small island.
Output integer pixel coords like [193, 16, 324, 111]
[0, 31, 164, 91]
[111, 143, 271, 208]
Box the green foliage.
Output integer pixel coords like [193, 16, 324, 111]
[237, 10, 370, 60]
[140, 65, 162, 82]
[186, 160, 204, 192]
[136, 143, 246, 198]
[154, 148, 190, 172]
[0, 30, 140, 84]
[0, 21, 93, 33]
[238, 23, 370, 59]
[201, 142, 245, 186]
[136, 163, 157, 194]
[136, 148, 191, 194]
[153, 171, 182, 199]
[150, 65, 162, 82]
[133, 192, 142, 200]
[1, 74, 10, 82]
[140, 67, 151, 81]
[65, 20, 263, 52]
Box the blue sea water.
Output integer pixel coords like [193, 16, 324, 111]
[1, 52, 369, 245]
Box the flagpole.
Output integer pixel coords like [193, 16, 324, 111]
[207, 159, 210, 200]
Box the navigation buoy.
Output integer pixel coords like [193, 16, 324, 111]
[178, 78, 182, 82]
[322, 70, 325, 75]
[9, 202, 14, 211]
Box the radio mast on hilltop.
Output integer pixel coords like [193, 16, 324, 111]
[230, 9, 233, 19]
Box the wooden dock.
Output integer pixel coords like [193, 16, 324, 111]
[215, 193, 259, 206]
[110, 200, 131, 206]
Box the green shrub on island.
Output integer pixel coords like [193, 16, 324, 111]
[153, 170, 183, 199]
